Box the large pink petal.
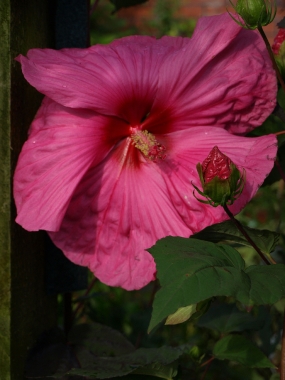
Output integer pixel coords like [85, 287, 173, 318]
[16, 36, 188, 124]
[148, 13, 276, 136]
[49, 138, 191, 290]
[14, 97, 128, 231]
[49, 128, 276, 290]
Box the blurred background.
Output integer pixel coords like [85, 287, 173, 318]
[90, 0, 285, 45]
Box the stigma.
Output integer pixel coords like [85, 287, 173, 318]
[131, 130, 166, 162]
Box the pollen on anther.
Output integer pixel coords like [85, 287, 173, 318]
[131, 130, 166, 162]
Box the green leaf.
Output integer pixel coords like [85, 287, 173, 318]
[245, 265, 285, 304]
[68, 323, 135, 357]
[197, 303, 266, 333]
[68, 346, 187, 379]
[148, 237, 285, 332]
[213, 335, 275, 368]
[109, 0, 148, 12]
[148, 237, 246, 331]
[192, 220, 279, 254]
[133, 362, 178, 380]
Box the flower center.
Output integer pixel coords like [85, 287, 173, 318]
[131, 130, 166, 162]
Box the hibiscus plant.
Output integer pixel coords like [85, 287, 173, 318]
[16, 4, 285, 380]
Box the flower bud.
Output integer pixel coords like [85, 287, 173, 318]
[192, 146, 245, 207]
[189, 346, 201, 360]
[272, 28, 285, 79]
[230, 0, 276, 30]
[272, 28, 285, 54]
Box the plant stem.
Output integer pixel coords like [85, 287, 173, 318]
[72, 276, 97, 322]
[223, 204, 271, 265]
[90, 0, 100, 15]
[200, 357, 214, 380]
[258, 25, 285, 93]
[200, 356, 215, 368]
[281, 308, 285, 379]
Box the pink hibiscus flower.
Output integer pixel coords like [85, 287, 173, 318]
[14, 13, 277, 290]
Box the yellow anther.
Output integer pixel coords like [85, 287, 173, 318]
[131, 130, 166, 162]
[131, 130, 156, 156]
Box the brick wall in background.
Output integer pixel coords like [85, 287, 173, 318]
[117, 0, 285, 43]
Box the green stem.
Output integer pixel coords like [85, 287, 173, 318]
[223, 204, 271, 265]
[257, 25, 285, 93]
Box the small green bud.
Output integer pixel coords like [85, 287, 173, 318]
[189, 345, 201, 360]
[192, 146, 245, 208]
[230, 0, 276, 29]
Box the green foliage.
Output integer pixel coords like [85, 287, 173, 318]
[193, 220, 279, 254]
[148, 237, 285, 331]
[90, 1, 139, 45]
[150, 0, 196, 37]
[69, 324, 186, 379]
[25, 323, 187, 379]
[68, 323, 135, 357]
[76, 281, 156, 347]
[213, 335, 275, 368]
[197, 303, 266, 333]
[68, 345, 186, 379]
[90, 0, 196, 46]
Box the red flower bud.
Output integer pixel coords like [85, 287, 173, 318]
[272, 28, 285, 80]
[272, 28, 285, 55]
[192, 146, 245, 207]
[202, 146, 232, 183]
